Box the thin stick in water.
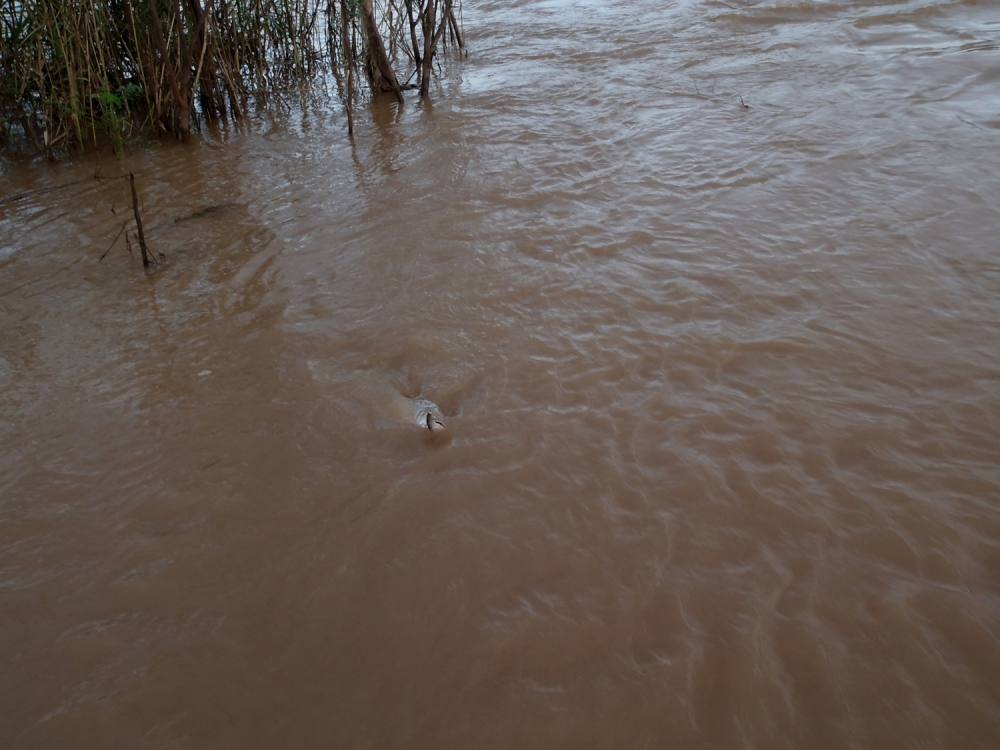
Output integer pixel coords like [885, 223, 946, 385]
[128, 172, 153, 268]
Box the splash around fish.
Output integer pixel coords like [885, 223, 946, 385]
[412, 398, 447, 434]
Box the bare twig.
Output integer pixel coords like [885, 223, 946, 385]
[128, 172, 153, 268]
[98, 221, 128, 262]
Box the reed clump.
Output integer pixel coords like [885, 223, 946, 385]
[0, 0, 464, 155]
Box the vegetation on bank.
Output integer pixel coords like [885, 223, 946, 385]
[0, 0, 464, 156]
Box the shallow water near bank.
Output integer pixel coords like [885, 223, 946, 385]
[2, 0, 1000, 747]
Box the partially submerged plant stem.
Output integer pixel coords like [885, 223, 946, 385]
[0, 0, 466, 154]
[128, 172, 153, 268]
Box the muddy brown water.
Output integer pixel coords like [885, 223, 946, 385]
[3, 1, 1000, 747]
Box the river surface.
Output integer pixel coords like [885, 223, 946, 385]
[2, 0, 1000, 747]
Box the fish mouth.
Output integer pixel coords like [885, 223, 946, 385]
[425, 414, 447, 432]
